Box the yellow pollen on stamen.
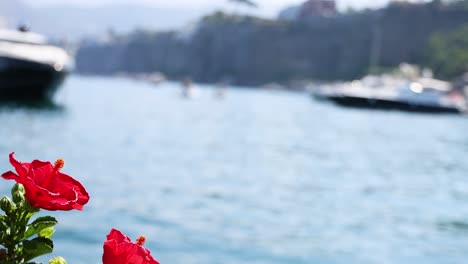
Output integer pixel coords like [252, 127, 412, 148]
[136, 235, 146, 246]
[54, 158, 65, 170]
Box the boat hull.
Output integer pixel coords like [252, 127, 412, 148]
[324, 95, 462, 113]
[0, 56, 67, 101]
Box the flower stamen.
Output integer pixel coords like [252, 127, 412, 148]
[54, 158, 65, 171]
[136, 235, 146, 246]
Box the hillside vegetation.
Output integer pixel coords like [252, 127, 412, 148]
[76, 0, 468, 86]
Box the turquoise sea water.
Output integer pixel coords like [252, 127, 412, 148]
[0, 76, 468, 263]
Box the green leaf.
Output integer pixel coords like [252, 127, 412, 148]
[22, 237, 54, 262]
[23, 216, 58, 240]
[39, 227, 55, 239]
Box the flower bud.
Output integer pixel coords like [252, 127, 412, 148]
[12, 185, 25, 204]
[12, 183, 25, 196]
[12, 192, 25, 204]
[49, 256, 67, 264]
[0, 197, 14, 213]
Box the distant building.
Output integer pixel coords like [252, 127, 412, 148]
[278, 0, 337, 21]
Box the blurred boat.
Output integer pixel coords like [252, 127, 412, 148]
[181, 78, 198, 99]
[312, 76, 467, 114]
[141, 72, 166, 85]
[0, 27, 72, 101]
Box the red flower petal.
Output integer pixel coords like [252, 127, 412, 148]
[2, 152, 89, 211]
[103, 229, 160, 264]
[1, 171, 19, 181]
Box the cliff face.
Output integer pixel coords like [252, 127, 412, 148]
[76, 1, 468, 86]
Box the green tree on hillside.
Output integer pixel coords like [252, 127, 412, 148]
[428, 24, 468, 79]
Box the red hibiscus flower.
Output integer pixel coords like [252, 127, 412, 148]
[1, 152, 89, 211]
[103, 228, 160, 264]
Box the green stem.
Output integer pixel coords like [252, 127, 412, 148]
[5, 213, 17, 263]
[4, 208, 29, 263]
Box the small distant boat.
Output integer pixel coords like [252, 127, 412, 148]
[181, 78, 198, 99]
[0, 27, 72, 101]
[312, 76, 467, 114]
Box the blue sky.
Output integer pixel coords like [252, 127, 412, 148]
[23, 0, 430, 16]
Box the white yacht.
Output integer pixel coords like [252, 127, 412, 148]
[0, 27, 72, 101]
[312, 76, 467, 113]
